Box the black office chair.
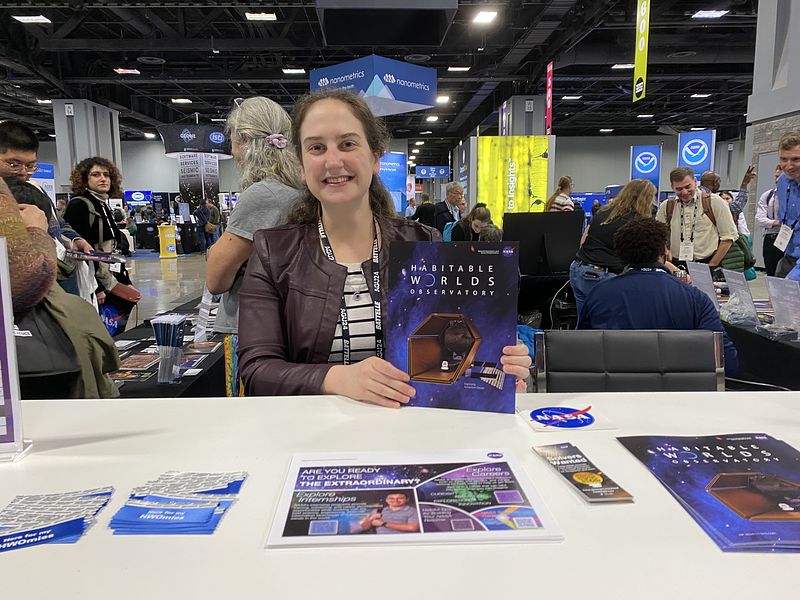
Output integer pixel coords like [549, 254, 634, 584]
[533, 330, 725, 392]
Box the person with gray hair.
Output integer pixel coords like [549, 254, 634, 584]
[433, 181, 464, 233]
[205, 96, 301, 396]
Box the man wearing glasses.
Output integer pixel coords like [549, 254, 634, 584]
[0, 121, 93, 255]
[433, 182, 464, 234]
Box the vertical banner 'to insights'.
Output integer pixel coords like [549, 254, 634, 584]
[633, 0, 650, 103]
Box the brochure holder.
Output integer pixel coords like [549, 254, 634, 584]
[0, 238, 30, 463]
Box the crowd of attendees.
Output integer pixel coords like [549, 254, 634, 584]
[2, 89, 799, 401]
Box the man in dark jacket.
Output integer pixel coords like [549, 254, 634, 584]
[433, 182, 463, 233]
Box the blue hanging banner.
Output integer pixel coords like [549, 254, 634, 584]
[677, 130, 716, 175]
[310, 54, 436, 117]
[416, 166, 450, 179]
[378, 151, 408, 213]
[630, 144, 661, 190]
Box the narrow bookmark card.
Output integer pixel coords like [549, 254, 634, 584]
[535, 443, 633, 503]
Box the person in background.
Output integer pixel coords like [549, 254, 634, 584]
[591, 199, 602, 217]
[451, 205, 491, 241]
[404, 196, 417, 218]
[0, 121, 92, 256]
[237, 88, 531, 404]
[63, 157, 125, 304]
[457, 196, 467, 217]
[433, 182, 464, 233]
[205, 96, 301, 397]
[570, 179, 666, 317]
[755, 165, 783, 276]
[479, 224, 503, 242]
[578, 217, 738, 375]
[193, 200, 210, 253]
[719, 191, 750, 236]
[701, 166, 757, 223]
[409, 193, 435, 228]
[544, 176, 574, 212]
[204, 197, 221, 248]
[775, 131, 800, 278]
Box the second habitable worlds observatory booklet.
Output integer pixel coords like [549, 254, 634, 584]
[386, 241, 520, 414]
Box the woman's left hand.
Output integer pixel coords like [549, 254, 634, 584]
[501, 343, 532, 393]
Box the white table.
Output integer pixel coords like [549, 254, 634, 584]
[2, 392, 799, 599]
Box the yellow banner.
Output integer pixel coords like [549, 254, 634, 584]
[476, 136, 549, 225]
[633, 0, 650, 102]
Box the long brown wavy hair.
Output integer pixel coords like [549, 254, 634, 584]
[601, 178, 656, 224]
[543, 175, 573, 211]
[70, 156, 123, 198]
[287, 89, 397, 225]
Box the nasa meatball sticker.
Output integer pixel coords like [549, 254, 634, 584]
[519, 402, 617, 432]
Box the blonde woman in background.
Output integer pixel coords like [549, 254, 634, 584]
[544, 175, 574, 211]
[205, 96, 301, 396]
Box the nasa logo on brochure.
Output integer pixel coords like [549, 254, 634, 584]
[486, 452, 504, 459]
[529, 406, 595, 429]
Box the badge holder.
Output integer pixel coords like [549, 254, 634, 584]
[0, 239, 32, 464]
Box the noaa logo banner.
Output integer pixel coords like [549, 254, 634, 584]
[156, 124, 231, 157]
[677, 129, 716, 175]
[630, 144, 661, 189]
[310, 54, 436, 117]
[415, 166, 450, 179]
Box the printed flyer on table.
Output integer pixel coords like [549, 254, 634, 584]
[267, 449, 562, 547]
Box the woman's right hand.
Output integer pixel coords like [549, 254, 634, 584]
[18, 204, 48, 231]
[322, 357, 416, 409]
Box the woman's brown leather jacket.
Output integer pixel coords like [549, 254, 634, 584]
[238, 216, 439, 396]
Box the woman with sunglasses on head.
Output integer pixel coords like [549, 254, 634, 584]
[238, 89, 531, 407]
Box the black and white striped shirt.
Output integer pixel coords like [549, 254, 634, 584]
[328, 264, 377, 364]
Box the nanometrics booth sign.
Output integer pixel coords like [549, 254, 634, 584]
[677, 129, 716, 175]
[157, 125, 232, 157]
[630, 144, 661, 190]
[310, 54, 436, 117]
[416, 166, 451, 179]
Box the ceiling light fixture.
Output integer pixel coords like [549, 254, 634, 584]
[561, 95, 582, 100]
[611, 63, 635, 70]
[48, 134, 56, 138]
[245, 12, 277, 21]
[171, 98, 193, 104]
[473, 11, 497, 24]
[415, 141, 425, 146]
[36, 99, 52, 104]
[425, 116, 439, 122]
[448, 66, 471, 72]
[114, 67, 141, 75]
[412, 149, 420, 154]
[436, 95, 450, 104]
[282, 68, 305, 74]
[211, 118, 226, 122]
[690, 127, 706, 131]
[12, 15, 51, 24]
[637, 114, 655, 118]
[692, 10, 729, 19]
[420, 131, 433, 135]
[600, 128, 614, 133]
[690, 93, 712, 98]
[144, 132, 156, 139]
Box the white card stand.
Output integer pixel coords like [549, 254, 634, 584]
[0, 238, 31, 463]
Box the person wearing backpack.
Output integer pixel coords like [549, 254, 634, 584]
[655, 166, 738, 272]
[449, 205, 491, 241]
[433, 182, 463, 233]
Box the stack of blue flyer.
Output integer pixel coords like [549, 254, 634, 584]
[0, 487, 113, 553]
[109, 471, 247, 535]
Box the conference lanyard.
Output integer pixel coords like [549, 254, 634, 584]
[679, 198, 699, 243]
[781, 183, 799, 230]
[318, 219, 384, 364]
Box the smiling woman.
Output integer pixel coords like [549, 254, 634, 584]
[237, 89, 532, 407]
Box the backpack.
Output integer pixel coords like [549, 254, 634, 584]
[664, 195, 754, 271]
[443, 221, 457, 241]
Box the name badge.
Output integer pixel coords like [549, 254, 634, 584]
[110, 262, 122, 273]
[774, 224, 793, 252]
[679, 242, 694, 261]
